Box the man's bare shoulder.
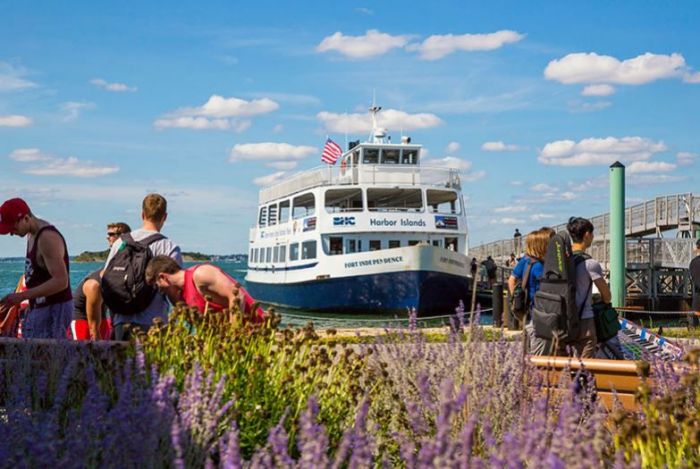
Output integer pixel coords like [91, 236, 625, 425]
[37, 228, 65, 254]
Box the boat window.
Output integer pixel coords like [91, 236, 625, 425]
[432, 240, 441, 247]
[293, 193, 315, 219]
[290, 243, 299, 261]
[401, 149, 418, 165]
[329, 237, 343, 255]
[347, 239, 357, 253]
[362, 148, 379, 164]
[249, 249, 253, 263]
[266, 247, 272, 263]
[358, 240, 362, 252]
[367, 188, 423, 212]
[279, 245, 287, 262]
[369, 240, 381, 251]
[445, 237, 458, 251]
[325, 188, 363, 213]
[427, 190, 461, 214]
[382, 149, 400, 165]
[302, 240, 317, 260]
[268, 204, 278, 226]
[352, 150, 359, 165]
[254, 248, 259, 263]
[273, 246, 279, 263]
[258, 207, 267, 227]
[408, 240, 420, 246]
[388, 240, 400, 249]
[279, 200, 290, 223]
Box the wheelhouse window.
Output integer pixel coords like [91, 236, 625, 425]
[367, 188, 423, 212]
[293, 193, 315, 219]
[401, 149, 418, 165]
[258, 207, 267, 227]
[325, 188, 363, 213]
[362, 148, 379, 164]
[302, 240, 317, 260]
[369, 240, 381, 251]
[290, 243, 299, 261]
[381, 148, 400, 164]
[427, 190, 461, 214]
[268, 204, 278, 226]
[278, 200, 290, 223]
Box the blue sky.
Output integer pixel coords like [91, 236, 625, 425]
[1, 1, 698, 256]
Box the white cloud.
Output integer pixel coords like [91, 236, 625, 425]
[445, 141, 460, 154]
[530, 213, 556, 221]
[0, 62, 37, 92]
[489, 217, 524, 225]
[531, 183, 557, 193]
[316, 30, 410, 59]
[683, 71, 700, 83]
[155, 95, 278, 131]
[317, 108, 442, 134]
[422, 156, 486, 182]
[510, 180, 524, 186]
[538, 136, 667, 166]
[409, 30, 525, 60]
[9, 148, 52, 162]
[628, 174, 685, 186]
[481, 141, 519, 152]
[355, 7, 373, 15]
[677, 152, 696, 166]
[545, 52, 686, 85]
[9, 148, 118, 177]
[229, 142, 317, 163]
[90, 78, 138, 92]
[253, 171, 287, 187]
[581, 84, 615, 96]
[569, 101, 612, 113]
[272, 124, 284, 133]
[627, 161, 676, 174]
[0, 115, 32, 127]
[494, 205, 529, 213]
[60, 101, 95, 122]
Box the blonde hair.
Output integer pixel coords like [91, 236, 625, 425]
[525, 227, 555, 260]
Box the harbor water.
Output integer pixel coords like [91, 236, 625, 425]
[0, 258, 488, 329]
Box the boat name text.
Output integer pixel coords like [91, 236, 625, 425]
[344, 256, 404, 269]
[370, 218, 427, 227]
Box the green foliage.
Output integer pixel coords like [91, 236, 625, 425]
[137, 305, 369, 457]
[612, 349, 700, 468]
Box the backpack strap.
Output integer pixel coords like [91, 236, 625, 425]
[139, 233, 166, 247]
[573, 251, 592, 318]
[521, 258, 536, 303]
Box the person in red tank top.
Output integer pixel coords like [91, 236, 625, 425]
[0, 198, 73, 338]
[145, 255, 265, 321]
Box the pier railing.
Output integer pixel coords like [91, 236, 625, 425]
[259, 165, 462, 204]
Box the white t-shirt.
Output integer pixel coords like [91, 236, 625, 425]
[104, 228, 183, 326]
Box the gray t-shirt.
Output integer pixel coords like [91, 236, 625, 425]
[575, 256, 604, 320]
[104, 228, 183, 326]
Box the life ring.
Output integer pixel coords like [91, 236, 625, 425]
[340, 159, 347, 175]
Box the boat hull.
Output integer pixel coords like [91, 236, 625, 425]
[246, 269, 471, 315]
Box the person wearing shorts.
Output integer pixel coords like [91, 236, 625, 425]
[71, 269, 110, 340]
[0, 198, 73, 338]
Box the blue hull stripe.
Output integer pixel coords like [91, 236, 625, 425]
[246, 270, 472, 315]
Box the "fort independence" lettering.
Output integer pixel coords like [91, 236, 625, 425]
[344, 256, 404, 269]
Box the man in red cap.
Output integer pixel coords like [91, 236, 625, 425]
[0, 198, 73, 338]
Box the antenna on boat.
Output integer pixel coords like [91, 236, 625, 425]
[368, 91, 386, 144]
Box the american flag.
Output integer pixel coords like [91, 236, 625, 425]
[321, 138, 342, 164]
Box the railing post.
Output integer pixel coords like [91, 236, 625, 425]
[492, 283, 503, 327]
[610, 161, 626, 308]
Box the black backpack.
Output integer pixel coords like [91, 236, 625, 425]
[532, 232, 591, 344]
[101, 233, 166, 316]
[511, 257, 537, 319]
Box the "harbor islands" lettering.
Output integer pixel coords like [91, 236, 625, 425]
[370, 218, 426, 227]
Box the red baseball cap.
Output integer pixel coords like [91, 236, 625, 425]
[0, 198, 30, 235]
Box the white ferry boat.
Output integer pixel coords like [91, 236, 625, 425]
[245, 106, 471, 314]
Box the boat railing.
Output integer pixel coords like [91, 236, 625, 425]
[259, 165, 462, 204]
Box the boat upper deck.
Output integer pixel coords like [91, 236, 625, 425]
[259, 143, 462, 204]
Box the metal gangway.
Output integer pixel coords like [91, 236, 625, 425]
[469, 193, 700, 306]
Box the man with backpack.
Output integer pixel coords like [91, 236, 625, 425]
[532, 217, 611, 358]
[101, 194, 182, 340]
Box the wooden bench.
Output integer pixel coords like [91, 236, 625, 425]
[529, 356, 643, 410]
